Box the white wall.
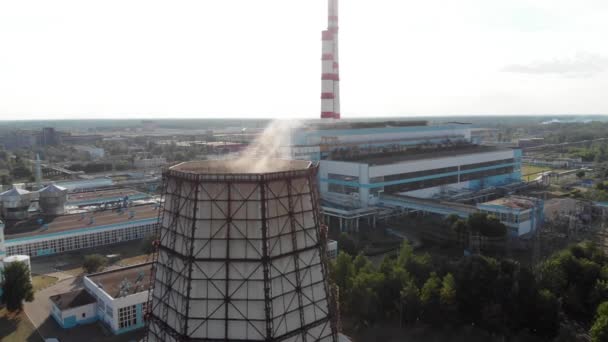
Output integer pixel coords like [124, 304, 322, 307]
[84, 276, 116, 329]
[84, 274, 150, 331]
[369, 150, 515, 178]
[61, 303, 97, 323]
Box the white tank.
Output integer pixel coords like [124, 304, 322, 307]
[2, 255, 32, 280]
[0, 188, 34, 220]
[38, 184, 68, 215]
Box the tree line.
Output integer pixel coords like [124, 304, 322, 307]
[330, 240, 608, 341]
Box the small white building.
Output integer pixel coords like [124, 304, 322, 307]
[477, 196, 544, 236]
[50, 290, 98, 328]
[327, 239, 338, 259]
[50, 262, 152, 334]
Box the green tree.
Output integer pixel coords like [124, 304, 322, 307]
[591, 302, 608, 342]
[378, 257, 409, 317]
[538, 253, 569, 294]
[337, 232, 357, 256]
[420, 272, 442, 324]
[11, 164, 32, 180]
[349, 271, 384, 326]
[353, 253, 373, 274]
[1, 261, 34, 311]
[331, 251, 356, 312]
[397, 242, 432, 287]
[455, 255, 499, 323]
[83, 254, 108, 274]
[440, 273, 457, 308]
[400, 279, 421, 324]
[467, 213, 507, 238]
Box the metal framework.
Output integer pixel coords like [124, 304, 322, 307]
[145, 160, 337, 341]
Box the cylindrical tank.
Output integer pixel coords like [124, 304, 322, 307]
[2, 255, 32, 280]
[0, 188, 34, 220]
[38, 184, 68, 215]
[147, 159, 337, 342]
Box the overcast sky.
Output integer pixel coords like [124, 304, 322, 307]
[1, 0, 608, 120]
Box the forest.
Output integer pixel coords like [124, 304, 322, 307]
[330, 240, 608, 341]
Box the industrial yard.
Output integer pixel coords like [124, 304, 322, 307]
[2, 0, 608, 339]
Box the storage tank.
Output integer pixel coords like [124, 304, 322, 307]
[38, 184, 68, 215]
[0, 188, 34, 220]
[146, 159, 337, 342]
[2, 255, 32, 280]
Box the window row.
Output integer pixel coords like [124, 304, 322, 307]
[6, 223, 159, 257]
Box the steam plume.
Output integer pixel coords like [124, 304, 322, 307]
[231, 120, 301, 173]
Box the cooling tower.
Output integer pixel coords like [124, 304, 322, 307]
[146, 160, 337, 342]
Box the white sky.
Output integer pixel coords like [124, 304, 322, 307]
[1, 0, 608, 120]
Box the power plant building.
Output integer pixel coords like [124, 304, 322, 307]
[282, 120, 541, 236]
[2, 204, 159, 257]
[147, 160, 337, 342]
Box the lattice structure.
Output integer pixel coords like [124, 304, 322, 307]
[146, 160, 337, 342]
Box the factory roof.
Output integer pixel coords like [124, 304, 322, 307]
[480, 196, 538, 210]
[0, 187, 31, 198]
[50, 289, 96, 310]
[87, 262, 153, 298]
[4, 204, 159, 240]
[39, 184, 67, 193]
[305, 120, 429, 130]
[334, 145, 512, 165]
[67, 188, 148, 204]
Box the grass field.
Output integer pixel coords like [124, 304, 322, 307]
[39, 239, 152, 277]
[0, 308, 43, 342]
[521, 164, 569, 181]
[31, 275, 58, 292]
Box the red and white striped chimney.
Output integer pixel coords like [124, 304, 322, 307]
[321, 0, 340, 119]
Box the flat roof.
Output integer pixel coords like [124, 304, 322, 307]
[4, 204, 159, 240]
[67, 188, 149, 204]
[304, 120, 429, 131]
[87, 262, 153, 298]
[481, 197, 537, 210]
[50, 289, 96, 310]
[333, 145, 512, 165]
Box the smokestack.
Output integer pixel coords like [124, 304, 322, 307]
[321, 0, 340, 120]
[35, 154, 42, 189]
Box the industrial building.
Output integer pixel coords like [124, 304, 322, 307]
[146, 160, 338, 342]
[66, 188, 151, 207]
[0, 182, 160, 260]
[50, 262, 152, 334]
[278, 120, 542, 236]
[3, 203, 159, 257]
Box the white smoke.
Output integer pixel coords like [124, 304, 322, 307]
[230, 120, 301, 173]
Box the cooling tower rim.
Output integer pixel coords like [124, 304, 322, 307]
[164, 159, 318, 182]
